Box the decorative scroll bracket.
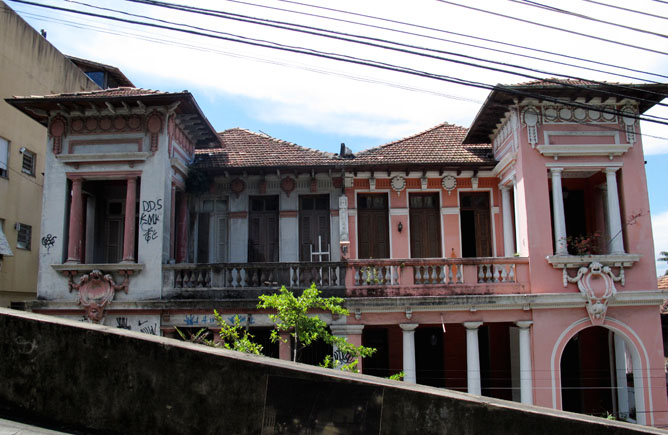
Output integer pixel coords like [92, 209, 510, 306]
[564, 261, 621, 325]
[66, 269, 131, 323]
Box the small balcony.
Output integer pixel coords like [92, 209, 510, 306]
[162, 257, 529, 300]
[345, 257, 529, 297]
[162, 262, 347, 299]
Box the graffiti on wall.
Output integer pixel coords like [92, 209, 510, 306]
[140, 199, 162, 243]
[113, 316, 159, 335]
[41, 234, 57, 252]
[182, 314, 256, 327]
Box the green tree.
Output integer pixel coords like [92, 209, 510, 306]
[214, 311, 263, 355]
[258, 284, 375, 367]
[659, 251, 668, 275]
[176, 312, 263, 355]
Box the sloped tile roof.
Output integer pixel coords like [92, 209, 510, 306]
[13, 87, 165, 99]
[508, 78, 607, 87]
[659, 274, 668, 290]
[193, 128, 339, 169]
[352, 123, 493, 166]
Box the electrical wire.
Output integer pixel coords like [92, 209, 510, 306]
[435, 0, 668, 56]
[276, 0, 668, 83]
[15, 0, 668, 128]
[116, 0, 668, 109]
[17, 7, 668, 144]
[509, 0, 668, 39]
[578, 0, 668, 22]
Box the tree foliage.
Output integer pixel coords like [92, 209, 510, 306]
[214, 311, 263, 355]
[258, 284, 375, 366]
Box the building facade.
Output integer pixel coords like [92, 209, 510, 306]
[7, 80, 668, 426]
[0, 1, 132, 306]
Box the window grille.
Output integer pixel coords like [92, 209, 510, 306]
[21, 148, 35, 176]
[16, 223, 31, 250]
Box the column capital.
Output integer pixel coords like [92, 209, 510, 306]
[330, 324, 364, 335]
[515, 321, 533, 329]
[604, 167, 619, 174]
[550, 167, 564, 175]
[463, 321, 483, 330]
[400, 323, 419, 332]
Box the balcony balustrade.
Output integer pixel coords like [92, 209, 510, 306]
[162, 257, 529, 299]
[345, 257, 529, 297]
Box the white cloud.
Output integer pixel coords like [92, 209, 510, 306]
[17, 0, 667, 143]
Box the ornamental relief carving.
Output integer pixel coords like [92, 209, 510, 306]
[542, 105, 618, 124]
[563, 261, 624, 325]
[69, 115, 145, 135]
[66, 269, 130, 323]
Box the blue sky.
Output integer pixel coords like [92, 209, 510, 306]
[9, 0, 668, 275]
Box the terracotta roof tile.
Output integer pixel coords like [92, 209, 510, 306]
[507, 78, 622, 87]
[14, 87, 165, 99]
[194, 128, 339, 169]
[352, 122, 493, 166]
[659, 274, 668, 290]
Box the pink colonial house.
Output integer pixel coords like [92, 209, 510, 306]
[6, 79, 668, 426]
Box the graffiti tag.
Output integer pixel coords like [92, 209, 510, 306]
[41, 234, 57, 252]
[140, 199, 162, 244]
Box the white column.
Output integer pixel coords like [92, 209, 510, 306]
[605, 168, 625, 254]
[515, 321, 534, 405]
[501, 186, 515, 257]
[513, 178, 523, 256]
[550, 168, 568, 255]
[400, 323, 419, 384]
[330, 324, 364, 370]
[614, 334, 630, 419]
[464, 321, 483, 395]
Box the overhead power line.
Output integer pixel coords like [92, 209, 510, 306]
[510, 0, 668, 39]
[9, 0, 668, 129]
[435, 0, 668, 56]
[271, 0, 668, 81]
[101, 0, 668, 111]
[578, 0, 668, 22]
[212, 0, 665, 84]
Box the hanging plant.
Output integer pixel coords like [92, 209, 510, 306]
[186, 167, 211, 195]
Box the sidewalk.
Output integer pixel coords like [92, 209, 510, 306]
[0, 418, 69, 435]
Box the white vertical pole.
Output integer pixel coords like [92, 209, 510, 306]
[516, 321, 534, 405]
[400, 323, 419, 383]
[605, 168, 625, 254]
[501, 186, 515, 257]
[464, 321, 483, 395]
[550, 168, 568, 255]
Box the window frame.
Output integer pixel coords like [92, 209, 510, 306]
[0, 137, 8, 179]
[16, 223, 32, 250]
[21, 147, 36, 177]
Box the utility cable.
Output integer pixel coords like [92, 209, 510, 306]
[435, 0, 668, 56]
[82, 0, 668, 110]
[9, 0, 668, 127]
[578, 0, 668, 22]
[510, 0, 668, 39]
[269, 0, 668, 81]
[19, 7, 668, 143]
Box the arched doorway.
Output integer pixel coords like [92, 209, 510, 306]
[560, 326, 637, 422]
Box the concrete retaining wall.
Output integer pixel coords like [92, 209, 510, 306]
[0, 308, 664, 434]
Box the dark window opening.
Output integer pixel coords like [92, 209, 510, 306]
[248, 195, 279, 262]
[409, 193, 441, 258]
[460, 192, 492, 257]
[357, 194, 389, 259]
[299, 195, 330, 261]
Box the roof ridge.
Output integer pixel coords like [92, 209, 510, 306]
[356, 122, 467, 156]
[505, 78, 620, 87]
[218, 128, 338, 158]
